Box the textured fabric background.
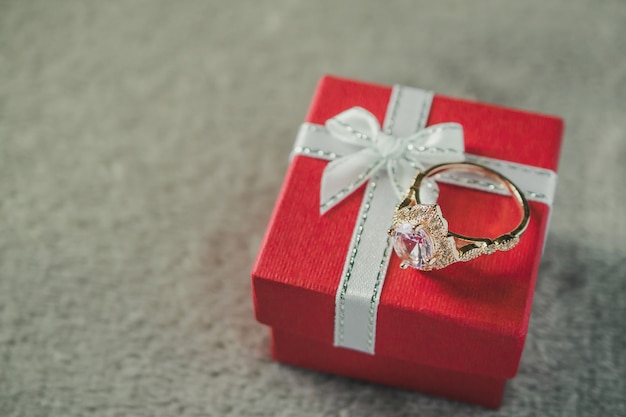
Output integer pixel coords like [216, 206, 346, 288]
[1, 1, 625, 416]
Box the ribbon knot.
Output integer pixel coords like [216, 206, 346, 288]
[374, 132, 405, 159]
[320, 107, 466, 214]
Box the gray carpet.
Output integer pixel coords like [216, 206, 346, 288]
[1, 1, 625, 416]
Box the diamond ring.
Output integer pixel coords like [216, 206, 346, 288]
[389, 162, 530, 271]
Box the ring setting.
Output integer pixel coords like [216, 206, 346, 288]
[389, 162, 529, 271]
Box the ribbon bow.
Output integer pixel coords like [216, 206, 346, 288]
[320, 107, 466, 214]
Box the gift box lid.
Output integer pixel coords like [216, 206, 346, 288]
[252, 75, 563, 379]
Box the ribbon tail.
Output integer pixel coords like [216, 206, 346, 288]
[388, 159, 440, 205]
[320, 149, 385, 214]
[386, 159, 412, 201]
[419, 178, 440, 205]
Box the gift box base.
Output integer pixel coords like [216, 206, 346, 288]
[271, 328, 506, 409]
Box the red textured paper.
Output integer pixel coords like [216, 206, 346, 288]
[252, 76, 563, 383]
[271, 329, 505, 408]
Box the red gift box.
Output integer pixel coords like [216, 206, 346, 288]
[252, 75, 563, 408]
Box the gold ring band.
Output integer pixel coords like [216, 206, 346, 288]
[389, 162, 530, 271]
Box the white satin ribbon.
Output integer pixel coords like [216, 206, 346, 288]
[291, 85, 557, 354]
[318, 107, 465, 212]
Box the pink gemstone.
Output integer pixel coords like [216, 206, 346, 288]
[392, 223, 433, 269]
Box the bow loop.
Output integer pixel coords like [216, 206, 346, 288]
[403, 123, 465, 165]
[326, 107, 380, 148]
[319, 109, 467, 214]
